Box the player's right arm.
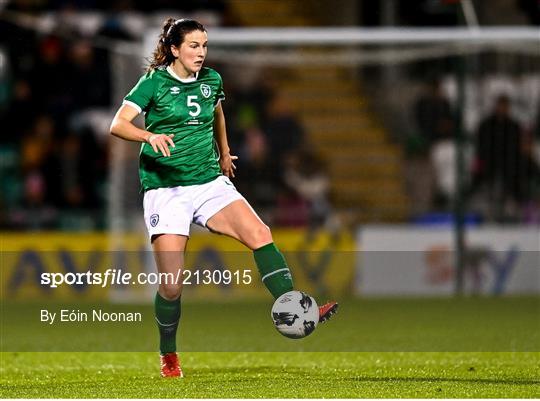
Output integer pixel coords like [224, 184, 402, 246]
[110, 104, 175, 157]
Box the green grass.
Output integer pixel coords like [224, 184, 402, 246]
[1, 297, 539, 397]
[1, 352, 539, 398]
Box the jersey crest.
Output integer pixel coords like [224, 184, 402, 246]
[200, 84, 212, 98]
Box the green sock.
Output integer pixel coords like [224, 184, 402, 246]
[253, 243, 294, 299]
[154, 292, 181, 354]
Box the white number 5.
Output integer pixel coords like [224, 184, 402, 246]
[187, 95, 201, 117]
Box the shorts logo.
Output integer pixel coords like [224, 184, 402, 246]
[200, 84, 211, 98]
[150, 214, 159, 227]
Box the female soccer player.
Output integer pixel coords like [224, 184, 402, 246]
[110, 18, 338, 378]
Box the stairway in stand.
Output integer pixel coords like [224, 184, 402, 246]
[228, 0, 409, 222]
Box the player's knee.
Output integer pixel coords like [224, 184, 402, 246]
[247, 224, 273, 250]
[159, 284, 182, 301]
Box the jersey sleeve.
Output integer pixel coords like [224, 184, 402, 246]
[123, 72, 155, 114]
[214, 73, 225, 107]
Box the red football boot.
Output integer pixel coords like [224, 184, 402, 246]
[160, 352, 183, 378]
[318, 301, 339, 323]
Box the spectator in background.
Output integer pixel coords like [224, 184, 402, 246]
[472, 94, 540, 222]
[407, 78, 455, 214]
[414, 78, 454, 150]
[13, 114, 61, 228]
[0, 78, 36, 144]
[525, 106, 540, 223]
[59, 126, 105, 210]
[280, 149, 332, 229]
[14, 171, 58, 229]
[66, 37, 111, 112]
[31, 35, 71, 119]
[235, 127, 281, 218]
[222, 68, 273, 152]
[20, 114, 60, 201]
[262, 92, 305, 166]
[230, 81, 309, 223]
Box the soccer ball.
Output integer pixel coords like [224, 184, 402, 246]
[271, 290, 318, 339]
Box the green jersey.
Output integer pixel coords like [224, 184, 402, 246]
[124, 66, 225, 190]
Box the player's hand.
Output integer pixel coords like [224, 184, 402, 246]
[146, 133, 175, 157]
[220, 153, 238, 178]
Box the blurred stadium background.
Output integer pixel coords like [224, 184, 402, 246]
[1, 0, 539, 309]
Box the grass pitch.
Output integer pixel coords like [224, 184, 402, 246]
[1, 351, 539, 398]
[1, 297, 539, 398]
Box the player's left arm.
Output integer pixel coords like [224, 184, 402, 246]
[213, 102, 237, 178]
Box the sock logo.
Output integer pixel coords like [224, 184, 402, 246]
[150, 214, 159, 227]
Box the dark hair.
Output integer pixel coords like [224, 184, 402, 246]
[148, 18, 206, 71]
